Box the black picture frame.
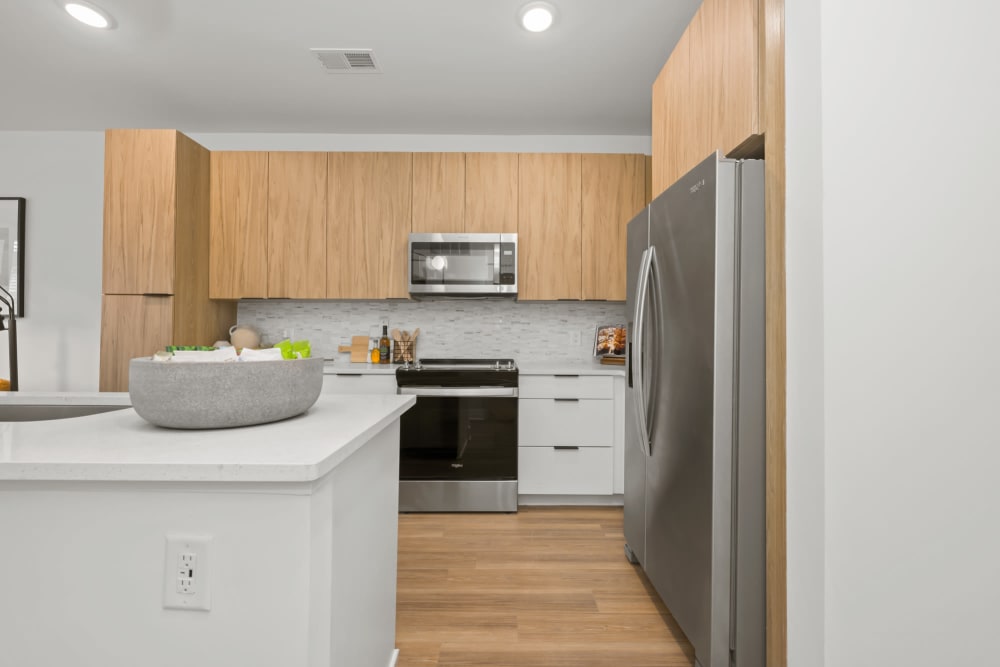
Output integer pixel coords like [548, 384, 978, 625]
[0, 197, 25, 317]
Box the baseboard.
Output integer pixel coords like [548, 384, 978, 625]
[388, 648, 399, 667]
[518, 494, 624, 506]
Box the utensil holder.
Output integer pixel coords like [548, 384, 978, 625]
[393, 339, 416, 363]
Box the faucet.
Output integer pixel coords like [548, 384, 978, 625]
[0, 283, 18, 391]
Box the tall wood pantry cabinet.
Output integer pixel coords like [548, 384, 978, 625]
[651, 0, 762, 196]
[100, 129, 236, 391]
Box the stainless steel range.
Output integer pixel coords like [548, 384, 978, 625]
[396, 358, 518, 512]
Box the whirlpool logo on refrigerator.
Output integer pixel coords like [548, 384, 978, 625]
[690, 178, 706, 194]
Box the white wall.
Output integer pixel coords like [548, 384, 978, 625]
[784, 0, 825, 664]
[785, 1, 1000, 665]
[0, 132, 105, 391]
[0, 131, 647, 392]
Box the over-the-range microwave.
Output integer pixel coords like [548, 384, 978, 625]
[408, 233, 517, 297]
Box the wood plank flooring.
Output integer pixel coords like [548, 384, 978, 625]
[396, 507, 695, 667]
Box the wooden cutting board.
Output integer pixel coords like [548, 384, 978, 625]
[349, 335, 369, 363]
[337, 335, 370, 362]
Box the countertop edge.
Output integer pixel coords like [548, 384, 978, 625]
[0, 395, 417, 484]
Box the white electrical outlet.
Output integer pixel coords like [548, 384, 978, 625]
[164, 535, 211, 611]
[569, 331, 582, 346]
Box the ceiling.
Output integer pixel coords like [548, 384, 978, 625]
[0, 0, 699, 135]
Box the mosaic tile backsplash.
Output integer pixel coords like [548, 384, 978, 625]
[238, 299, 628, 364]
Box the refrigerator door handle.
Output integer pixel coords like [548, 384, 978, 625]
[633, 248, 653, 458]
[643, 246, 662, 450]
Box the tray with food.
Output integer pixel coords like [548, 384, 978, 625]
[594, 324, 627, 358]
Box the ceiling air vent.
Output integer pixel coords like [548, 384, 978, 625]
[310, 48, 382, 73]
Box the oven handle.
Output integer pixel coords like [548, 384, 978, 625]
[398, 386, 519, 398]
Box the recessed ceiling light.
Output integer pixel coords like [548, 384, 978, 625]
[518, 2, 556, 33]
[62, 1, 116, 29]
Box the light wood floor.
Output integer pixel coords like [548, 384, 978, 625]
[396, 506, 695, 667]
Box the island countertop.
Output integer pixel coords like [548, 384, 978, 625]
[0, 393, 415, 483]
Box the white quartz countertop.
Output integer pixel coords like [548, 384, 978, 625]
[323, 360, 400, 375]
[0, 394, 415, 483]
[518, 360, 626, 376]
[0, 391, 132, 406]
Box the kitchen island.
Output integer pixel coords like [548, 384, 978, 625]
[0, 393, 415, 667]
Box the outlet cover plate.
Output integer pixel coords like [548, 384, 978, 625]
[164, 534, 211, 611]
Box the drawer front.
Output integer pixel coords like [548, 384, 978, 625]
[518, 446, 614, 495]
[519, 398, 613, 447]
[322, 374, 397, 395]
[519, 375, 614, 399]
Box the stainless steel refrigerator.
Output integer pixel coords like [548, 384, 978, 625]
[624, 152, 765, 667]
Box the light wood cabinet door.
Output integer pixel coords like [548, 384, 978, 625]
[209, 151, 268, 298]
[715, 0, 761, 153]
[518, 153, 582, 301]
[465, 153, 518, 233]
[267, 152, 327, 298]
[412, 153, 464, 233]
[651, 0, 762, 199]
[327, 152, 412, 299]
[103, 129, 177, 294]
[99, 294, 173, 391]
[582, 154, 645, 301]
[651, 30, 691, 197]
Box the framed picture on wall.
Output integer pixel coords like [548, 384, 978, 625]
[0, 197, 25, 317]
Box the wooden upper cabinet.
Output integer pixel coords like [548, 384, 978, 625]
[716, 0, 761, 152]
[327, 152, 412, 299]
[582, 155, 645, 301]
[209, 151, 268, 298]
[652, 29, 692, 197]
[378, 154, 414, 298]
[267, 152, 327, 298]
[103, 129, 177, 294]
[651, 0, 761, 198]
[465, 153, 518, 234]
[518, 153, 582, 301]
[412, 153, 465, 233]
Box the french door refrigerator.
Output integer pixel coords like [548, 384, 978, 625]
[624, 152, 765, 667]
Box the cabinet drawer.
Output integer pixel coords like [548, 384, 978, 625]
[518, 446, 613, 495]
[519, 375, 613, 399]
[322, 373, 397, 395]
[518, 398, 613, 447]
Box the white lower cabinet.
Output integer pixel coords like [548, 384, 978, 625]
[518, 373, 620, 497]
[322, 373, 397, 395]
[518, 399, 614, 447]
[518, 446, 614, 495]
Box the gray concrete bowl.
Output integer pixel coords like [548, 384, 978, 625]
[128, 357, 324, 429]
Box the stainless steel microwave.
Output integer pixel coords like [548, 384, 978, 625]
[408, 233, 517, 297]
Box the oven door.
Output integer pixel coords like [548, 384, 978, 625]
[397, 386, 518, 482]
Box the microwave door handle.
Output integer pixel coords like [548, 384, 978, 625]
[494, 243, 501, 287]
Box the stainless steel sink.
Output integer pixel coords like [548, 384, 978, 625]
[0, 404, 130, 422]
